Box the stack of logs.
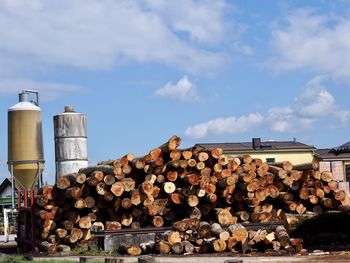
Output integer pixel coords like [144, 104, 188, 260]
[155, 221, 303, 255]
[31, 135, 349, 254]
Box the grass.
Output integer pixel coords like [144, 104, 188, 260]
[71, 246, 117, 256]
[2, 255, 105, 263]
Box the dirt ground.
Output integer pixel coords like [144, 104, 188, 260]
[31, 252, 350, 263]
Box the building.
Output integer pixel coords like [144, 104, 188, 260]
[0, 178, 14, 210]
[316, 141, 350, 194]
[196, 137, 316, 165]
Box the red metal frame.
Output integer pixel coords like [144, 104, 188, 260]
[31, 189, 35, 250]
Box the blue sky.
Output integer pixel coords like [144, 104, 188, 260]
[1, 0, 350, 184]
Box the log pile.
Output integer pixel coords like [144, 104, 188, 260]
[29, 135, 349, 254]
[150, 220, 304, 254]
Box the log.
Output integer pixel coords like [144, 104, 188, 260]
[74, 198, 86, 209]
[198, 221, 211, 238]
[111, 182, 125, 197]
[87, 176, 99, 187]
[141, 181, 154, 195]
[171, 242, 184, 254]
[272, 240, 281, 251]
[270, 161, 293, 171]
[35, 195, 48, 207]
[39, 240, 57, 253]
[187, 195, 199, 207]
[104, 191, 114, 202]
[166, 171, 178, 182]
[228, 224, 248, 242]
[211, 223, 230, 241]
[56, 174, 75, 190]
[121, 213, 133, 227]
[212, 239, 226, 252]
[84, 196, 95, 209]
[163, 182, 176, 194]
[71, 228, 83, 240]
[216, 208, 236, 225]
[106, 221, 122, 231]
[152, 216, 164, 228]
[96, 182, 107, 196]
[275, 226, 290, 246]
[121, 198, 132, 209]
[62, 220, 74, 231]
[210, 148, 223, 159]
[182, 240, 195, 254]
[170, 192, 184, 205]
[78, 216, 92, 229]
[321, 171, 333, 182]
[235, 211, 249, 222]
[65, 186, 83, 199]
[127, 245, 142, 256]
[268, 166, 287, 179]
[104, 174, 116, 186]
[182, 150, 193, 160]
[55, 228, 68, 239]
[79, 165, 115, 176]
[156, 240, 171, 254]
[47, 234, 59, 245]
[293, 162, 318, 171]
[75, 173, 87, 184]
[167, 231, 182, 245]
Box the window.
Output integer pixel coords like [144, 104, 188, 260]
[345, 164, 350, 182]
[266, 158, 275, 163]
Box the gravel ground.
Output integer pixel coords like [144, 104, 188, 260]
[31, 253, 350, 263]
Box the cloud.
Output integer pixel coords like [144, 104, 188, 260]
[185, 113, 263, 139]
[269, 8, 350, 83]
[0, 79, 86, 101]
[267, 106, 314, 133]
[294, 76, 335, 118]
[267, 76, 336, 133]
[142, 0, 230, 44]
[334, 110, 350, 127]
[0, 0, 236, 74]
[267, 75, 350, 132]
[186, 76, 350, 139]
[154, 76, 200, 102]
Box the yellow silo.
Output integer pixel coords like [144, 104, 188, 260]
[8, 90, 44, 191]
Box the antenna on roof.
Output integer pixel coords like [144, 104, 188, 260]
[293, 137, 297, 143]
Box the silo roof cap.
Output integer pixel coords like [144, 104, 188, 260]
[8, 101, 41, 111]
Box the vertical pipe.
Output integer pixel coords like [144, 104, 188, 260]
[10, 164, 14, 209]
[31, 189, 34, 207]
[36, 162, 43, 188]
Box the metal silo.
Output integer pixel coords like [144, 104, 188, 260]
[54, 106, 88, 179]
[8, 90, 44, 193]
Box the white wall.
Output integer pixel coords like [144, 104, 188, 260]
[0, 185, 12, 198]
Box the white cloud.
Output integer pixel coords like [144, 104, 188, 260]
[185, 113, 263, 139]
[270, 8, 350, 82]
[143, 0, 228, 44]
[0, 0, 235, 74]
[185, 76, 350, 139]
[267, 106, 314, 133]
[334, 110, 350, 127]
[154, 76, 200, 102]
[294, 76, 335, 118]
[266, 75, 350, 132]
[0, 79, 86, 101]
